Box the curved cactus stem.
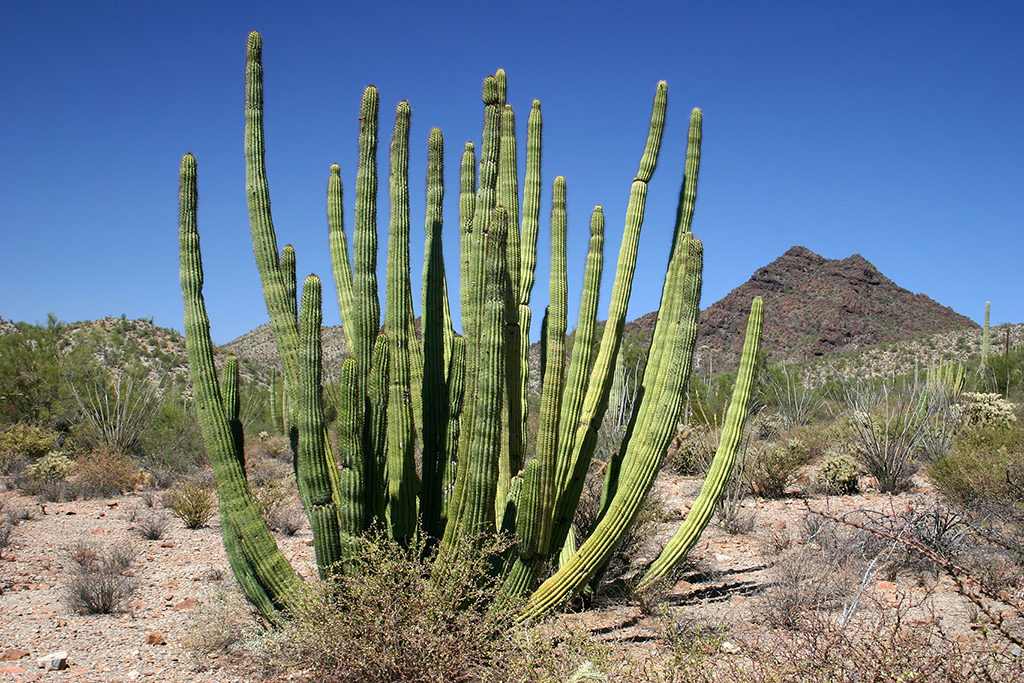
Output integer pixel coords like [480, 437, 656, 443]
[366, 332, 390, 527]
[244, 31, 302, 454]
[335, 356, 365, 535]
[421, 127, 451, 540]
[328, 164, 355, 348]
[637, 297, 763, 591]
[179, 151, 301, 620]
[446, 207, 509, 546]
[297, 275, 344, 576]
[520, 229, 701, 620]
[385, 101, 419, 543]
[440, 336, 466, 530]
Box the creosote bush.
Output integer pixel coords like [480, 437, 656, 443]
[165, 482, 215, 529]
[251, 534, 559, 683]
[63, 540, 138, 615]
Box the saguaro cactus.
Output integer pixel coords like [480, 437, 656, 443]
[179, 31, 764, 621]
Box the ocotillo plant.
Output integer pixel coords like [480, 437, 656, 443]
[179, 31, 764, 622]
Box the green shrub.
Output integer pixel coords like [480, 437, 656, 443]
[249, 534, 583, 683]
[749, 439, 811, 499]
[165, 482, 216, 529]
[667, 426, 718, 476]
[929, 425, 1024, 507]
[0, 423, 60, 473]
[955, 392, 1018, 431]
[71, 448, 147, 498]
[818, 451, 860, 495]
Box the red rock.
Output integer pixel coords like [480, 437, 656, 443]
[0, 665, 27, 674]
[145, 632, 166, 645]
[160, 541, 174, 548]
[876, 580, 897, 591]
[0, 649, 29, 661]
[106, 501, 118, 507]
[173, 597, 197, 611]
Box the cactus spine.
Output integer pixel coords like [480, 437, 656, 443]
[180, 33, 765, 621]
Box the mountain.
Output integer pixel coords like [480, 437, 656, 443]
[223, 246, 979, 379]
[690, 246, 977, 371]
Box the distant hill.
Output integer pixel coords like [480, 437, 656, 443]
[223, 246, 982, 381]
[691, 246, 978, 372]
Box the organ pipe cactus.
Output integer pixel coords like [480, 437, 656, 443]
[179, 31, 764, 622]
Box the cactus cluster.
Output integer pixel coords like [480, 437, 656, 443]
[179, 31, 764, 621]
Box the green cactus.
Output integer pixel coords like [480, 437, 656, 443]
[179, 31, 765, 622]
[982, 301, 991, 366]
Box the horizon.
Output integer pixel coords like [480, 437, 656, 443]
[2, 3, 1021, 344]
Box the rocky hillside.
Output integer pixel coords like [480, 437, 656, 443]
[691, 246, 977, 372]
[222, 246, 983, 382]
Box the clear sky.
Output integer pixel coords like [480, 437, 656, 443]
[2, 2, 1021, 344]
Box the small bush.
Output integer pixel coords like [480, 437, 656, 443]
[71, 448, 147, 498]
[132, 511, 170, 540]
[18, 451, 73, 496]
[0, 422, 59, 465]
[667, 427, 718, 476]
[0, 522, 13, 556]
[955, 392, 1017, 430]
[748, 439, 810, 499]
[266, 505, 305, 536]
[929, 424, 1024, 507]
[250, 534, 545, 683]
[817, 451, 860, 495]
[63, 540, 138, 614]
[165, 483, 215, 529]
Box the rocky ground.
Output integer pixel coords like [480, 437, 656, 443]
[0, 474, 1020, 682]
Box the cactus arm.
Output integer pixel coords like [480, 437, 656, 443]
[244, 32, 302, 443]
[518, 100, 543, 305]
[281, 246, 298, 328]
[555, 206, 605, 495]
[179, 152, 300, 619]
[353, 85, 382, 386]
[521, 235, 702, 619]
[297, 275, 343, 576]
[440, 335, 466, 529]
[421, 127, 450, 539]
[328, 164, 356, 346]
[497, 103, 525, 524]
[448, 78, 502, 537]
[539, 84, 668, 567]
[366, 332, 390, 527]
[336, 356, 365, 535]
[637, 297, 763, 591]
[447, 208, 509, 544]
[458, 141, 477, 338]
[385, 101, 418, 543]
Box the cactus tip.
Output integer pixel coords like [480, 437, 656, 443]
[330, 163, 340, 173]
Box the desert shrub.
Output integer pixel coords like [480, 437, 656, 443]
[0, 522, 13, 556]
[63, 540, 138, 614]
[71, 448, 147, 498]
[836, 384, 929, 493]
[0, 316, 71, 423]
[165, 482, 216, 529]
[140, 390, 207, 486]
[19, 451, 74, 495]
[0, 422, 59, 467]
[716, 445, 756, 535]
[667, 426, 718, 476]
[748, 439, 810, 499]
[955, 392, 1017, 430]
[250, 534, 550, 683]
[249, 432, 293, 463]
[762, 363, 825, 429]
[266, 505, 305, 536]
[66, 365, 161, 455]
[817, 450, 860, 495]
[183, 589, 254, 669]
[132, 511, 170, 540]
[782, 422, 839, 460]
[929, 424, 1024, 507]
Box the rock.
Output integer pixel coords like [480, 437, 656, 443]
[0, 648, 29, 661]
[160, 541, 174, 548]
[145, 632, 166, 645]
[876, 580, 897, 591]
[37, 651, 68, 671]
[0, 665, 27, 674]
[173, 597, 197, 611]
[720, 641, 741, 654]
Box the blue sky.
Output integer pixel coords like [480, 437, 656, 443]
[1, 2, 1021, 344]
